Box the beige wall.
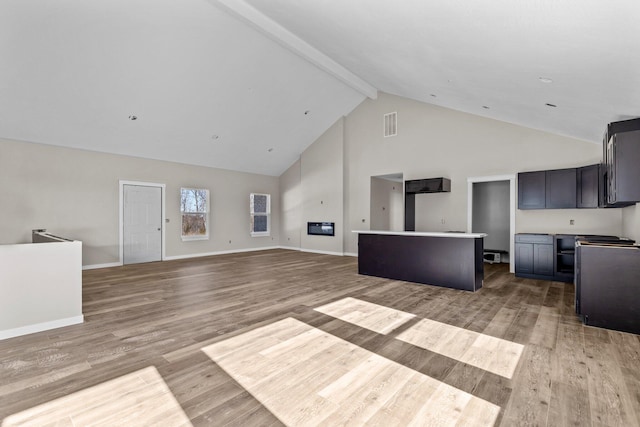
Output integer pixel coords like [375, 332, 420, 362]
[370, 177, 404, 231]
[622, 203, 640, 241]
[0, 138, 279, 266]
[279, 158, 302, 249]
[6, 91, 629, 268]
[299, 118, 345, 254]
[343, 92, 623, 254]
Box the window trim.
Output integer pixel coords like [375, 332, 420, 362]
[250, 193, 271, 237]
[180, 187, 210, 241]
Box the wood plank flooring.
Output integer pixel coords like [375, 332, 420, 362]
[1, 249, 639, 426]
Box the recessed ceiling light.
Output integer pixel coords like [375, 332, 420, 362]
[304, 110, 310, 115]
[539, 77, 553, 84]
[267, 148, 274, 152]
[546, 103, 557, 108]
[211, 134, 220, 140]
[128, 115, 138, 121]
[430, 94, 437, 97]
[482, 106, 490, 109]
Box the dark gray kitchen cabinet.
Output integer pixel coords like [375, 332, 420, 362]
[515, 243, 534, 274]
[576, 241, 640, 335]
[534, 243, 554, 276]
[518, 168, 577, 209]
[554, 234, 576, 283]
[577, 164, 600, 208]
[546, 168, 577, 209]
[517, 171, 546, 209]
[605, 130, 640, 205]
[515, 234, 554, 280]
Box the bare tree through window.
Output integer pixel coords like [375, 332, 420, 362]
[181, 188, 209, 239]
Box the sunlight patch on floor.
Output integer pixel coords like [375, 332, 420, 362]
[2, 366, 191, 427]
[202, 317, 500, 427]
[396, 318, 524, 379]
[314, 296, 416, 334]
[316, 297, 524, 379]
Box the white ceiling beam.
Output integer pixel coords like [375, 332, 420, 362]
[209, 0, 378, 99]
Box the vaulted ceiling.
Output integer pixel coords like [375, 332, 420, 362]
[2, 0, 639, 176]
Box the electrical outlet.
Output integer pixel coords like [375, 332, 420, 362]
[570, 219, 575, 225]
[441, 218, 446, 224]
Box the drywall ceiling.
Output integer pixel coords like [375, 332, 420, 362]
[0, 0, 367, 176]
[2, 1, 639, 176]
[244, 0, 640, 142]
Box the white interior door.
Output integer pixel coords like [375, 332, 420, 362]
[123, 185, 162, 264]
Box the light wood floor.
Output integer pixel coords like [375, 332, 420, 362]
[1, 249, 639, 426]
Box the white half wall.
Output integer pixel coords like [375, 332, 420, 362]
[0, 241, 83, 340]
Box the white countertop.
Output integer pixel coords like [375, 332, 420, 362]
[352, 230, 487, 239]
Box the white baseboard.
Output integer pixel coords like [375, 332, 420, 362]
[278, 246, 301, 251]
[83, 262, 122, 270]
[299, 248, 345, 257]
[278, 247, 357, 257]
[82, 246, 337, 268]
[0, 315, 84, 341]
[164, 246, 280, 261]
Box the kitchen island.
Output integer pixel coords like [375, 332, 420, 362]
[353, 230, 487, 292]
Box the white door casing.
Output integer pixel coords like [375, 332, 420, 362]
[467, 175, 516, 273]
[123, 184, 162, 264]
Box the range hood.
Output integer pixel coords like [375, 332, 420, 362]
[405, 178, 451, 194]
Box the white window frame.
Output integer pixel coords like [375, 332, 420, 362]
[181, 188, 210, 241]
[250, 193, 271, 237]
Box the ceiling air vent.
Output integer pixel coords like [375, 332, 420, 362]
[384, 112, 397, 137]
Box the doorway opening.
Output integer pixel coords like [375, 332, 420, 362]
[119, 181, 166, 265]
[370, 173, 404, 231]
[467, 175, 516, 273]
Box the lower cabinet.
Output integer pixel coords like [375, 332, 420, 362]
[576, 242, 640, 335]
[515, 234, 554, 280]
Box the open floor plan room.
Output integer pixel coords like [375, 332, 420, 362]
[1, 250, 639, 426]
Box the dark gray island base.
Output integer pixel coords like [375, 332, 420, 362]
[355, 231, 486, 292]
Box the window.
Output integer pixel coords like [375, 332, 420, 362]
[181, 188, 209, 240]
[250, 193, 270, 237]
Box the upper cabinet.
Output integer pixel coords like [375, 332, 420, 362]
[517, 118, 640, 210]
[405, 178, 451, 194]
[517, 171, 546, 209]
[604, 126, 640, 206]
[404, 177, 451, 231]
[546, 168, 577, 209]
[577, 164, 600, 208]
[518, 168, 578, 210]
